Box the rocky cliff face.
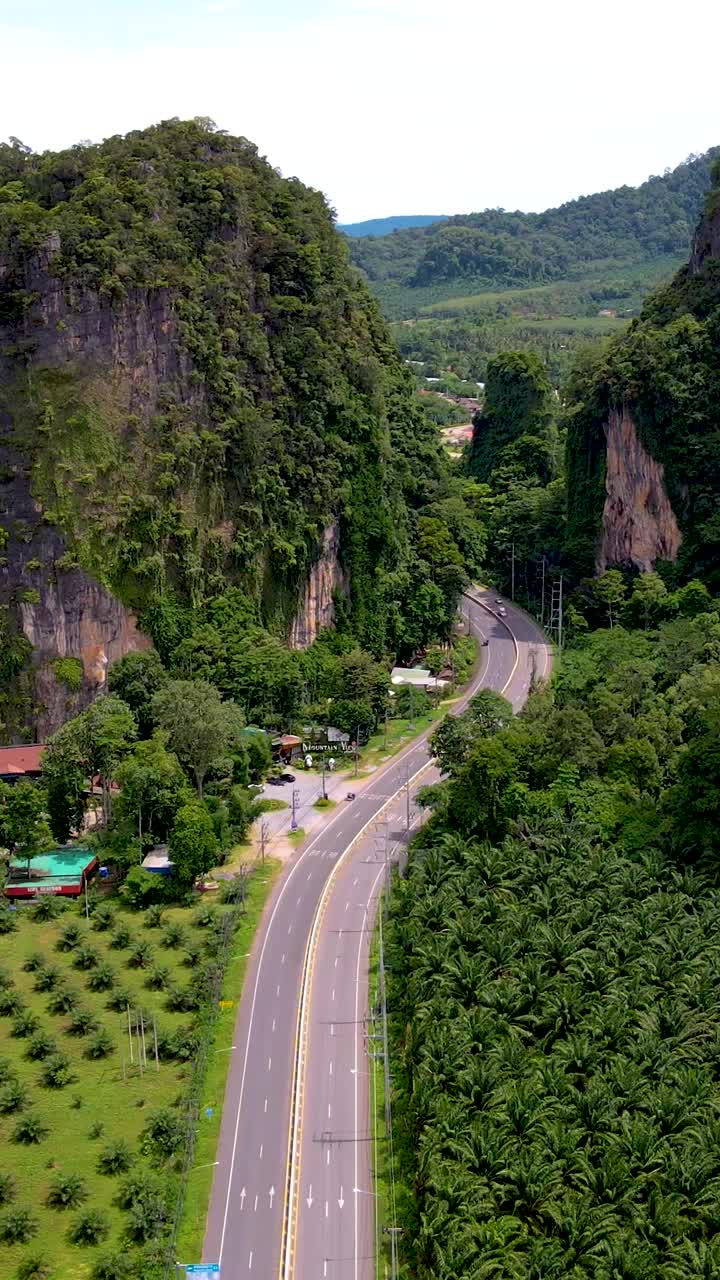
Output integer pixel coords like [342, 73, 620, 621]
[288, 521, 347, 649]
[597, 407, 682, 573]
[566, 159, 720, 585]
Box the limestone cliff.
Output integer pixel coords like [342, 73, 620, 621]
[289, 521, 347, 649]
[566, 156, 720, 586]
[0, 120, 449, 739]
[597, 407, 682, 573]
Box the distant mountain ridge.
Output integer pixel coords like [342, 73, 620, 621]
[347, 150, 720, 292]
[338, 214, 444, 238]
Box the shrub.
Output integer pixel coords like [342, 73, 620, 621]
[0, 1172, 16, 1205]
[56, 921, 84, 952]
[0, 1057, 16, 1085]
[92, 1252, 135, 1280]
[13, 1113, 49, 1144]
[144, 905, 165, 929]
[33, 965, 61, 993]
[16, 1256, 52, 1280]
[23, 952, 46, 973]
[31, 896, 63, 922]
[88, 1121, 104, 1140]
[97, 1139, 134, 1177]
[127, 941, 154, 969]
[0, 988, 22, 1017]
[159, 1024, 198, 1062]
[109, 925, 132, 950]
[67, 1008, 99, 1038]
[0, 1081, 26, 1114]
[46, 1171, 88, 1210]
[47, 986, 79, 1015]
[91, 904, 115, 932]
[181, 942, 201, 968]
[161, 922, 186, 949]
[0, 1206, 39, 1243]
[40, 1053, 75, 1089]
[105, 987, 132, 1013]
[92, 1254, 135, 1280]
[11, 1010, 40, 1039]
[69, 1208, 110, 1245]
[115, 1171, 168, 1242]
[141, 1108, 184, 1161]
[25, 1031, 57, 1061]
[85, 1029, 114, 1060]
[0, 907, 17, 935]
[87, 962, 116, 993]
[192, 903, 218, 929]
[144, 966, 170, 992]
[72, 944, 99, 971]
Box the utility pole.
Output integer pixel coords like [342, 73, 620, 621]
[260, 819, 270, 860]
[290, 787, 299, 831]
[405, 765, 411, 831]
[354, 725, 360, 778]
[540, 555, 546, 628]
[321, 760, 327, 801]
[383, 704, 389, 751]
[511, 541, 515, 602]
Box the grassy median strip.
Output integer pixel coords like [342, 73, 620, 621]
[175, 857, 282, 1263]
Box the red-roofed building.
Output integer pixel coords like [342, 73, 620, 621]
[0, 745, 46, 783]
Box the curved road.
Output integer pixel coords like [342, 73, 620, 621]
[203, 591, 551, 1278]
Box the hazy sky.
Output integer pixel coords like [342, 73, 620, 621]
[1, 0, 718, 223]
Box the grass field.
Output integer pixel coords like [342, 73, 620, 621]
[0, 865, 278, 1279]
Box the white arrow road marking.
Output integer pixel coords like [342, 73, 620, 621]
[269, 1186, 275, 1208]
[239, 1187, 246, 1210]
[338, 1185, 345, 1209]
[306, 1184, 313, 1208]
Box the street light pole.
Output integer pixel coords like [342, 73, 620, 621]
[321, 760, 327, 801]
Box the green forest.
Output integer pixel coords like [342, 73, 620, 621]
[345, 151, 718, 391]
[381, 158, 720, 1279]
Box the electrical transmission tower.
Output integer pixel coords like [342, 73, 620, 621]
[549, 575, 564, 650]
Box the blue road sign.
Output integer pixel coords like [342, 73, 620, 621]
[185, 1267, 220, 1277]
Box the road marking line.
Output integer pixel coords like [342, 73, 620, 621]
[249, 1251, 253, 1270]
[329, 1060, 333, 1077]
[325, 1200, 328, 1219]
[328, 1102, 332, 1119]
[264, 1098, 268, 1113]
[268, 1057, 272, 1071]
[254, 1194, 258, 1212]
[330, 1023, 334, 1036]
[259, 1144, 263, 1159]
[272, 1018, 276, 1032]
[331, 988, 335, 1002]
[276, 984, 281, 997]
[326, 1149, 330, 1165]
[288, 924, 293, 934]
[281, 953, 285, 965]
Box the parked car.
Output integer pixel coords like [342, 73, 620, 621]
[267, 775, 286, 786]
[279, 772, 296, 783]
[498, 607, 507, 617]
[494, 597, 504, 605]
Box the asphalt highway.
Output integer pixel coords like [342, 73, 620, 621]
[203, 591, 551, 1279]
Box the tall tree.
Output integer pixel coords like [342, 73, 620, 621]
[152, 680, 244, 797]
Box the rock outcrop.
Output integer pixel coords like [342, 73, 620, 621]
[597, 407, 682, 573]
[289, 521, 347, 649]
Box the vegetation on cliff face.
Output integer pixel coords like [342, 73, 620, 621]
[0, 121, 483, 739]
[565, 158, 720, 584]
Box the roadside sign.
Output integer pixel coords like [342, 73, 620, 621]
[184, 1267, 220, 1277]
[219, 1000, 234, 1009]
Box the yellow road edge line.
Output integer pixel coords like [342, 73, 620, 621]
[279, 759, 435, 1280]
